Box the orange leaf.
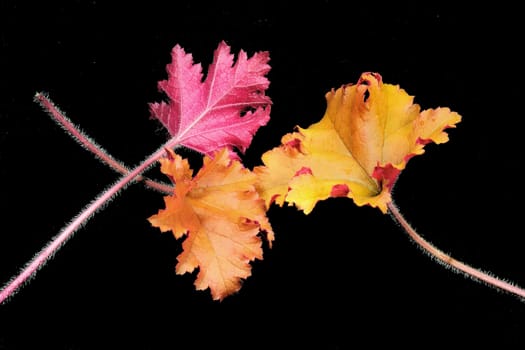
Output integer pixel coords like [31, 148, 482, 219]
[255, 72, 461, 214]
[148, 148, 273, 301]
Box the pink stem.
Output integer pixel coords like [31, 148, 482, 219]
[0, 146, 168, 304]
[34, 92, 173, 194]
[388, 201, 525, 299]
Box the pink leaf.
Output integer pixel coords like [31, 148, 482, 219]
[150, 41, 272, 155]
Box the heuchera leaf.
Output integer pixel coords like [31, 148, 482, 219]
[255, 72, 462, 214]
[150, 41, 272, 155]
[148, 148, 274, 300]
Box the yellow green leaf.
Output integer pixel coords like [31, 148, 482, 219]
[255, 72, 461, 214]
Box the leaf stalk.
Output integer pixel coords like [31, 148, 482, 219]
[388, 201, 525, 300]
[0, 146, 169, 304]
[34, 92, 173, 194]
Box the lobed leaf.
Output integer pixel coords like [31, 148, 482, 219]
[148, 148, 273, 300]
[150, 41, 272, 155]
[255, 72, 462, 214]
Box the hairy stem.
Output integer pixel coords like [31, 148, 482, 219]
[0, 146, 169, 304]
[388, 201, 525, 300]
[34, 92, 173, 194]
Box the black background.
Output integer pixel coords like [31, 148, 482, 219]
[1, 1, 525, 349]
